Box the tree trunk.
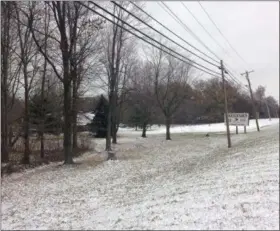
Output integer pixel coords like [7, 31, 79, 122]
[40, 60, 46, 159]
[106, 92, 112, 151]
[63, 81, 74, 164]
[1, 81, 9, 163]
[8, 126, 13, 147]
[71, 34, 79, 150]
[40, 129, 44, 159]
[112, 128, 117, 144]
[22, 102, 30, 164]
[40, 6, 48, 159]
[72, 75, 78, 150]
[1, 2, 11, 163]
[112, 124, 117, 144]
[142, 122, 147, 138]
[165, 116, 171, 140]
[72, 111, 78, 149]
[1, 115, 9, 163]
[106, 88, 116, 161]
[22, 64, 30, 165]
[112, 93, 117, 144]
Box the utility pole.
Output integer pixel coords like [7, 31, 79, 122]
[220, 60, 231, 148]
[241, 70, 260, 132]
[264, 98, 271, 121]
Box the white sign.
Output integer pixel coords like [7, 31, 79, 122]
[224, 113, 249, 126]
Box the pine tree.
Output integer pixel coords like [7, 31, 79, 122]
[90, 95, 109, 138]
[29, 93, 62, 134]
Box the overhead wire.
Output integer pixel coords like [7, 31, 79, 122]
[112, 1, 219, 69]
[180, 1, 229, 56]
[113, 1, 248, 91]
[79, 1, 222, 78]
[180, 2, 246, 85]
[128, 1, 245, 88]
[159, 1, 221, 61]
[178, 2, 248, 89]
[158, 1, 247, 89]
[198, 1, 251, 69]
[79, 1, 248, 93]
[129, 1, 220, 66]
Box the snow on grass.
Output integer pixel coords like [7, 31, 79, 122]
[119, 118, 279, 135]
[1, 121, 279, 230]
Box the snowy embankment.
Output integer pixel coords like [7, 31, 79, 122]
[1, 119, 279, 230]
[119, 118, 279, 135]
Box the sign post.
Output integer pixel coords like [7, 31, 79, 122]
[225, 113, 249, 136]
[225, 113, 249, 126]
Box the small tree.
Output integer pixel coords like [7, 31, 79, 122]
[127, 61, 156, 138]
[149, 46, 193, 140]
[127, 106, 142, 130]
[29, 91, 63, 135]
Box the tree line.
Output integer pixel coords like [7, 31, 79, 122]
[1, 1, 279, 165]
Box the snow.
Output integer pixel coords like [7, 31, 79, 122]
[1, 119, 279, 230]
[119, 118, 279, 135]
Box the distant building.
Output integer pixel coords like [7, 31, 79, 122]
[77, 112, 95, 132]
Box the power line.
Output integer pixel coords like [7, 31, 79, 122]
[79, 1, 221, 78]
[132, 2, 245, 89]
[104, 2, 220, 75]
[112, 1, 219, 69]
[180, 2, 228, 55]
[180, 1, 247, 87]
[93, 1, 221, 75]
[159, 1, 221, 61]
[129, 1, 220, 66]
[79, 2, 247, 94]
[198, 1, 251, 69]
[158, 1, 247, 90]
[226, 69, 245, 85]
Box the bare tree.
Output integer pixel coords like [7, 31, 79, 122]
[1, 1, 13, 162]
[14, 2, 41, 164]
[1, 2, 23, 161]
[128, 60, 156, 138]
[266, 95, 279, 118]
[27, 2, 103, 164]
[98, 2, 147, 157]
[27, 2, 79, 164]
[149, 46, 193, 140]
[100, 3, 129, 153]
[70, 6, 103, 150]
[38, 3, 51, 159]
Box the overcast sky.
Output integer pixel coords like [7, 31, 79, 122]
[144, 1, 279, 101]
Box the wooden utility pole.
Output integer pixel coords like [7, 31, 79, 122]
[264, 98, 271, 121]
[241, 70, 260, 132]
[220, 60, 231, 148]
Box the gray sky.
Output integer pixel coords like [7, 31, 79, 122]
[144, 1, 279, 101]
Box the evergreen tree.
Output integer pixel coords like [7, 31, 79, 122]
[90, 95, 109, 138]
[29, 92, 63, 134]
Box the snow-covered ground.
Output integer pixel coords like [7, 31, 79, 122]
[119, 118, 279, 135]
[1, 119, 279, 230]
